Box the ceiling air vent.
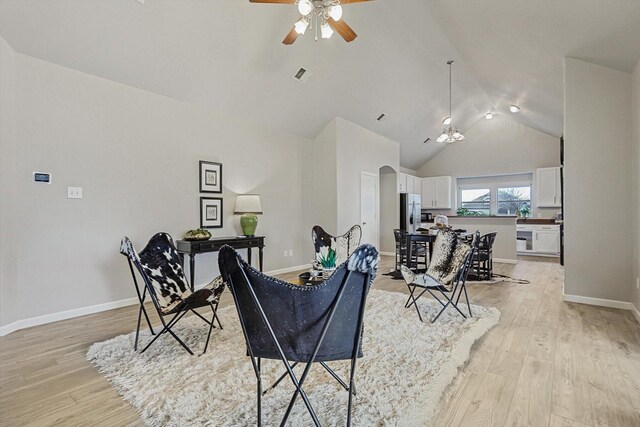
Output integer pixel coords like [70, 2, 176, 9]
[423, 138, 431, 144]
[376, 113, 388, 122]
[293, 68, 312, 84]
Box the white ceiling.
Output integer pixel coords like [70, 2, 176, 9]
[1, 0, 640, 169]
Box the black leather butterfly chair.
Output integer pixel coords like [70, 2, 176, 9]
[219, 243, 378, 427]
[120, 232, 225, 355]
[401, 230, 479, 323]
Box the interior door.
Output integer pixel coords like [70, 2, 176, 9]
[360, 172, 378, 247]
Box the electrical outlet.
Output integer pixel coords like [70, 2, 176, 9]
[283, 250, 288, 257]
[288, 249, 293, 257]
[67, 186, 83, 199]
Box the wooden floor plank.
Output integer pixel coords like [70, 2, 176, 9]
[503, 356, 554, 427]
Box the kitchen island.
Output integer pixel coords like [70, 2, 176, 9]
[422, 216, 518, 263]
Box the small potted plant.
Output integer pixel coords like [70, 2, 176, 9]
[316, 246, 337, 273]
[519, 205, 531, 219]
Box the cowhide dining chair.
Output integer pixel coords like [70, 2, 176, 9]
[401, 230, 479, 322]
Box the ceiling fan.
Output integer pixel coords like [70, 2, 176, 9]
[249, 0, 372, 45]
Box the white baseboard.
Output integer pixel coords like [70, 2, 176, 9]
[0, 296, 139, 337]
[563, 293, 636, 311]
[632, 304, 640, 324]
[493, 258, 518, 264]
[265, 264, 308, 276]
[0, 263, 312, 337]
[379, 251, 395, 257]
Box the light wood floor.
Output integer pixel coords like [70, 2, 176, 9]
[1, 256, 639, 426]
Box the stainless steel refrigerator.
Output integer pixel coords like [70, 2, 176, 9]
[400, 193, 422, 234]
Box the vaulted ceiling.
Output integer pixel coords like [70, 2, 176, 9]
[1, 0, 640, 169]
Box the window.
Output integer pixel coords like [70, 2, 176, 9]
[460, 188, 491, 215]
[497, 186, 531, 216]
[457, 174, 533, 216]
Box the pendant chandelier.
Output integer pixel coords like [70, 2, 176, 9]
[436, 60, 465, 143]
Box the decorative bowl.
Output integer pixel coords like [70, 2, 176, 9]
[183, 229, 211, 241]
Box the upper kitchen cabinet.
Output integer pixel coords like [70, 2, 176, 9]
[536, 167, 561, 207]
[397, 173, 408, 193]
[398, 173, 422, 195]
[422, 176, 452, 209]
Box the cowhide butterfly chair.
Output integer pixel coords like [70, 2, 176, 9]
[312, 224, 362, 266]
[400, 230, 479, 323]
[120, 232, 225, 355]
[218, 243, 378, 427]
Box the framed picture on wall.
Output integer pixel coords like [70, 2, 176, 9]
[200, 197, 223, 228]
[199, 161, 222, 193]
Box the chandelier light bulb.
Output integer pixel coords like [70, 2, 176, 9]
[294, 18, 309, 34]
[485, 112, 493, 120]
[442, 116, 452, 125]
[437, 132, 448, 143]
[509, 105, 520, 113]
[298, 0, 313, 16]
[329, 5, 343, 21]
[321, 22, 334, 39]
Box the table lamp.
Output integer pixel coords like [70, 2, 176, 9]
[235, 194, 262, 237]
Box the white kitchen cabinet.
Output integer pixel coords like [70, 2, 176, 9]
[397, 173, 407, 193]
[536, 167, 561, 207]
[534, 228, 560, 254]
[517, 224, 560, 256]
[413, 176, 422, 196]
[407, 175, 414, 194]
[421, 176, 452, 209]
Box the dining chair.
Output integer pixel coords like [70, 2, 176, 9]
[401, 230, 479, 322]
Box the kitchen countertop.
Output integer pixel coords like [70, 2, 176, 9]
[516, 218, 560, 224]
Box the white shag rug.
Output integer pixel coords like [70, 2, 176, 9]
[87, 289, 499, 426]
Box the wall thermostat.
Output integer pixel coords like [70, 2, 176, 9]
[33, 172, 52, 184]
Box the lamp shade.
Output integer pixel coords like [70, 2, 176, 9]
[235, 194, 262, 214]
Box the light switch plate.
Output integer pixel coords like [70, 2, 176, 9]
[67, 187, 83, 199]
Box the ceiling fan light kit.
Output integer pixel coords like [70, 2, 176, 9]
[250, 0, 371, 45]
[436, 60, 466, 144]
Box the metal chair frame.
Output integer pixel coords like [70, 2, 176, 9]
[223, 252, 371, 427]
[123, 241, 223, 356]
[404, 233, 479, 323]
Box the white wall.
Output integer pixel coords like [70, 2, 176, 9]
[379, 167, 399, 254]
[632, 59, 640, 312]
[0, 36, 17, 327]
[335, 118, 400, 241]
[0, 51, 312, 327]
[416, 115, 560, 218]
[564, 58, 633, 303]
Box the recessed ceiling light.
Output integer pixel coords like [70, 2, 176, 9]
[442, 116, 452, 125]
[509, 105, 520, 113]
[485, 112, 493, 120]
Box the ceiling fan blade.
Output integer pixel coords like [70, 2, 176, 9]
[327, 17, 357, 42]
[282, 27, 299, 45]
[339, 0, 373, 3]
[249, 0, 296, 3]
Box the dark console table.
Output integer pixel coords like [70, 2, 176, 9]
[176, 236, 265, 290]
